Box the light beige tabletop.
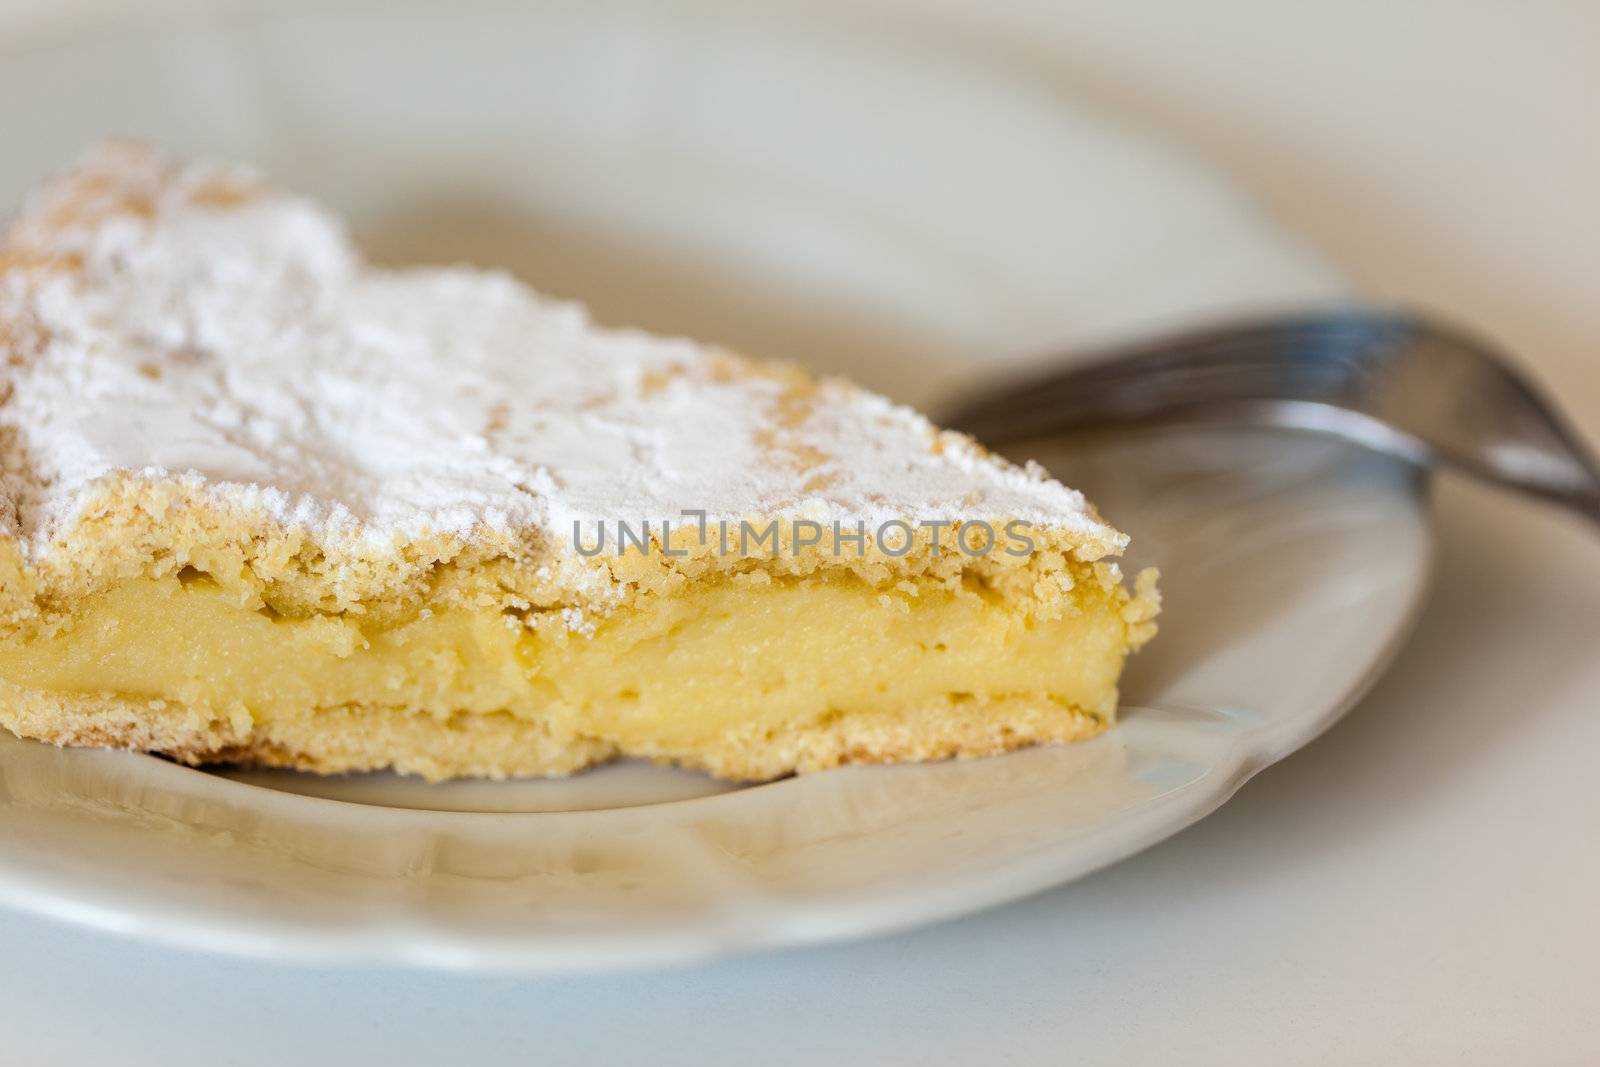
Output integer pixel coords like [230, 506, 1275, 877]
[1, 2, 1596, 1063]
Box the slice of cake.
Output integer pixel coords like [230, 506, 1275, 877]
[0, 141, 1157, 781]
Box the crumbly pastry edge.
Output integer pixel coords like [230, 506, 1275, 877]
[0, 679, 1110, 782]
[0, 468, 1155, 639]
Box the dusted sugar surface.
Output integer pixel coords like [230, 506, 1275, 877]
[0, 140, 1124, 558]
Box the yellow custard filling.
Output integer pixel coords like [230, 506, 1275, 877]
[0, 564, 1138, 778]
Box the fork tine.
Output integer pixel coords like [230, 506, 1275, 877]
[947, 309, 1600, 528]
[946, 309, 1417, 444]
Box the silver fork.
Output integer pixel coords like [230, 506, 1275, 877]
[944, 309, 1600, 526]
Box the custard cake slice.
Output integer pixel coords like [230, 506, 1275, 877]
[0, 142, 1157, 781]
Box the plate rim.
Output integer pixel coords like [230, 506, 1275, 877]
[0, 3, 1432, 972]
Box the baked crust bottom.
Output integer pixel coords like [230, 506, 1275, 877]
[0, 681, 1106, 782]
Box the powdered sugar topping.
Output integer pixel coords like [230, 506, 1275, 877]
[0, 142, 1123, 557]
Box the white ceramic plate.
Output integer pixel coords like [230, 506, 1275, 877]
[0, 3, 1429, 971]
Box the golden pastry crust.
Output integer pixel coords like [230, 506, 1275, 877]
[0, 681, 1107, 782]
